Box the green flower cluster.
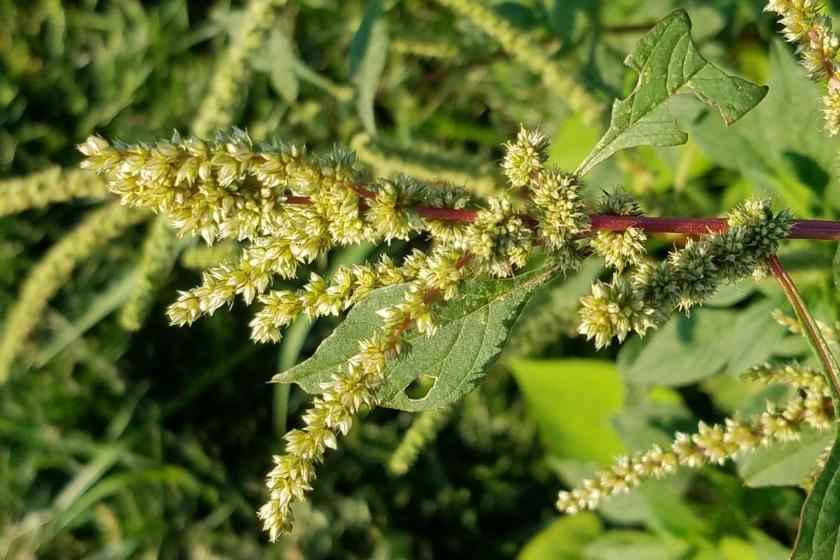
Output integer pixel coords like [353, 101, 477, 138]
[79, 126, 593, 539]
[435, 0, 603, 123]
[557, 361, 833, 514]
[766, 0, 840, 135]
[80, 125, 795, 540]
[579, 198, 792, 349]
[0, 167, 106, 218]
[589, 188, 646, 273]
[387, 408, 453, 476]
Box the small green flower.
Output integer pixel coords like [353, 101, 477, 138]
[577, 276, 662, 349]
[501, 127, 549, 188]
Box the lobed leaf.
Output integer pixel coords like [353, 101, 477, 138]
[273, 265, 556, 411]
[576, 9, 767, 176]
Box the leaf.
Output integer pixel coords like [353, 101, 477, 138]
[509, 359, 625, 465]
[33, 270, 140, 368]
[718, 533, 790, 560]
[251, 30, 299, 103]
[576, 9, 767, 176]
[349, 0, 389, 134]
[517, 513, 602, 560]
[724, 299, 786, 375]
[737, 427, 833, 488]
[792, 435, 840, 560]
[274, 266, 555, 411]
[617, 308, 737, 387]
[681, 42, 837, 216]
[584, 531, 690, 560]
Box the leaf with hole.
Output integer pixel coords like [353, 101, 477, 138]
[273, 265, 556, 411]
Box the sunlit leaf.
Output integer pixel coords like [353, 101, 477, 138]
[577, 9, 766, 176]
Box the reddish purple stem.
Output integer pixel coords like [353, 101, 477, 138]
[588, 215, 840, 241]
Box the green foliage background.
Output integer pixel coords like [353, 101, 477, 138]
[2, 0, 840, 558]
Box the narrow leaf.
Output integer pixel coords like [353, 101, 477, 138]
[349, 0, 388, 134]
[576, 9, 767, 176]
[274, 266, 556, 411]
[33, 270, 140, 367]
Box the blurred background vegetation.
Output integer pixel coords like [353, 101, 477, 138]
[2, 0, 840, 558]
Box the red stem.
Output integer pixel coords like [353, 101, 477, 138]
[766, 255, 840, 400]
[588, 215, 840, 240]
[282, 192, 840, 240]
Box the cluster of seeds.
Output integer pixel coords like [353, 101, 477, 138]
[79, 125, 794, 539]
[766, 0, 840, 135]
[557, 362, 833, 514]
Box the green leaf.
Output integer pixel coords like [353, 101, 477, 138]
[737, 427, 833, 488]
[718, 533, 791, 560]
[349, 0, 389, 134]
[274, 266, 555, 411]
[584, 531, 690, 560]
[576, 9, 767, 176]
[517, 513, 602, 560]
[509, 359, 625, 465]
[724, 299, 786, 375]
[33, 269, 140, 368]
[618, 308, 737, 387]
[792, 435, 840, 560]
[681, 42, 837, 216]
[251, 30, 299, 103]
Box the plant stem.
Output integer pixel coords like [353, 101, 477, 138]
[767, 255, 840, 405]
[281, 191, 840, 240]
[588, 215, 840, 240]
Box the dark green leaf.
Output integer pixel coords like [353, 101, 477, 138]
[791, 433, 840, 560]
[274, 266, 555, 411]
[577, 9, 767, 175]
